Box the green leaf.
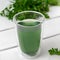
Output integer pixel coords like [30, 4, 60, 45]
[48, 48, 60, 55]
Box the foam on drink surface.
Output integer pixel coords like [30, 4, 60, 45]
[18, 19, 40, 26]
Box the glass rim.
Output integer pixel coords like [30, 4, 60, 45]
[13, 11, 45, 27]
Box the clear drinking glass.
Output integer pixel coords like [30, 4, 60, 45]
[13, 11, 45, 58]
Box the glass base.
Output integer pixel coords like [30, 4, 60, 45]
[18, 47, 41, 59]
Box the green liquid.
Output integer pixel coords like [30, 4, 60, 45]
[17, 20, 41, 56]
[18, 21, 40, 26]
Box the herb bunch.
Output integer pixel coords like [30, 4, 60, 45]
[0, 0, 58, 20]
[0, 0, 49, 20]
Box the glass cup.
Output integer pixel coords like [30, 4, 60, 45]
[13, 11, 45, 58]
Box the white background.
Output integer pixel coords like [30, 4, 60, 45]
[0, 0, 60, 60]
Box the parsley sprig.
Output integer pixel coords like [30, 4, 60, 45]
[48, 48, 60, 55]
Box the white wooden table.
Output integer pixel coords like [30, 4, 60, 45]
[1, 35, 60, 60]
[0, 0, 60, 60]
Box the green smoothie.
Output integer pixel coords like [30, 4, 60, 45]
[17, 19, 41, 56]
